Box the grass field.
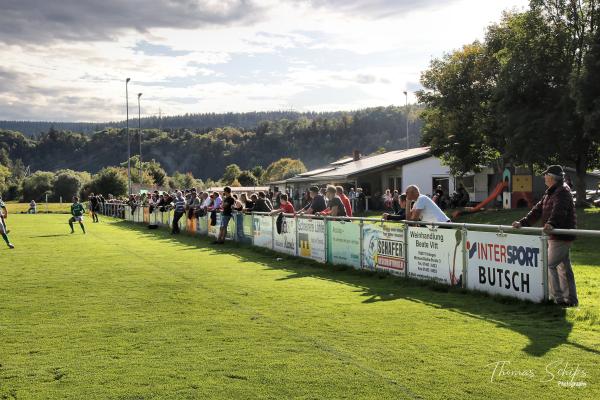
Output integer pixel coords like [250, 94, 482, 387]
[3, 201, 71, 214]
[0, 213, 598, 399]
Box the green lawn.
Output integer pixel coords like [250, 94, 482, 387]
[0, 213, 598, 399]
[3, 201, 71, 214]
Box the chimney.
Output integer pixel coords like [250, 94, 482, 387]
[353, 150, 361, 161]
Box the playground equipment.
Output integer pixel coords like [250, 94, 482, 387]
[453, 167, 534, 218]
[453, 181, 507, 218]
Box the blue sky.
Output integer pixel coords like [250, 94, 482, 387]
[0, 0, 529, 121]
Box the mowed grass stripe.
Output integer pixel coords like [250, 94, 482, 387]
[0, 214, 598, 399]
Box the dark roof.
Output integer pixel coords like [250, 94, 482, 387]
[282, 147, 431, 183]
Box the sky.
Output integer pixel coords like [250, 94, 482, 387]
[0, 0, 529, 122]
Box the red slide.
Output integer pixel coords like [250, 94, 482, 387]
[452, 181, 508, 218]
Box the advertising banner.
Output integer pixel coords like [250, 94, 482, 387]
[274, 216, 297, 256]
[187, 216, 197, 234]
[198, 214, 208, 235]
[327, 220, 361, 269]
[297, 218, 326, 262]
[362, 222, 405, 276]
[151, 211, 160, 225]
[177, 213, 186, 232]
[253, 215, 273, 249]
[208, 213, 220, 238]
[243, 214, 253, 237]
[407, 227, 464, 286]
[225, 214, 236, 240]
[466, 231, 544, 302]
[234, 214, 253, 243]
[161, 211, 169, 226]
[124, 206, 132, 221]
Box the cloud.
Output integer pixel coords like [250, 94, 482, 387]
[308, 0, 460, 18]
[0, 0, 530, 121]
[0, 0, 265, 45]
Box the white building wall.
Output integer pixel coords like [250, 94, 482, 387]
[474, 173, 489, 202]
[401, 157, 454, 196]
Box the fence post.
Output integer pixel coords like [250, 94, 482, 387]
[403, 223, 409, 278]
[462, 226, 468, 289]
[323, 216, 329, 264]
[359, 220, 364, 269]
[541, 232, 549, 301]
[271, 215, 275, 250]
[295, 214, 299, 256]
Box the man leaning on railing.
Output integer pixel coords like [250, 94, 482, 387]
[512, 165, 578, 308]
[405, 185, 450, 223]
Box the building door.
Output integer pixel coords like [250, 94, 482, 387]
[432, 177, 449, 197]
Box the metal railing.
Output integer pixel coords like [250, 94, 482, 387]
[107, 205, 598, 303]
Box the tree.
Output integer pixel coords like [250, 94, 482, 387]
[169, 171, 196, 189]
[485, 10, 571, 169]
[53, 170, 83, 201]
[22, 171, 55, 202]
[145, 159, 167, 187]
[238, 170, 259, 186]
[0, 165, 10, 196]
[251, 165, 264, 183]
[417, 42, 499, 175]
[572, 4, 600, 204]
[500, 2, 600, 205]
[418, 3, 600, 205]
[263, 158, 307, 182]
[221, 164, 242, 185]
[90, 167, 127, 197]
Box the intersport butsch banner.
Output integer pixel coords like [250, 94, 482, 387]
[466, 231, 544, 302]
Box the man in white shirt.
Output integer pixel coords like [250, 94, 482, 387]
[200, 192, 211, 210]
[405, 185, 449, 223]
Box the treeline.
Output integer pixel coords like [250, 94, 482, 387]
[0, 151, 306, 202]
[1, 110, 381, 137]
[0, 106, 422, 179]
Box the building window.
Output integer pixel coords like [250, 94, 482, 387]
[387, 177, 402, 192]
[456, 176, 474, 193]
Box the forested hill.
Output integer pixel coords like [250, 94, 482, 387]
[0, 106, 422, 179]
[0, 110, 348, 137]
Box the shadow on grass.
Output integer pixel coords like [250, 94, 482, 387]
[28, 234, 71, 238]
[114, 220, 597, 358]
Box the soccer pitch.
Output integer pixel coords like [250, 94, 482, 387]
[1, 214, 598, 399]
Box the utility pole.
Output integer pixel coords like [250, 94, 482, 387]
[138, 92, 143, 186]
[126, 78, 131, 195]
[403, 91, 409, 149]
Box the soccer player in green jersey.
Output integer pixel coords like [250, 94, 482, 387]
[0, 197, 15, 249]
[69, 196, 86, 234]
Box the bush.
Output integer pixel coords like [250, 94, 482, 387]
[21, 171, 55, 202]
[90, 167, 127, 197]
[238, 171, 258, 186]
[53, 170, 83, 201]
[263, 158, 307, 182]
